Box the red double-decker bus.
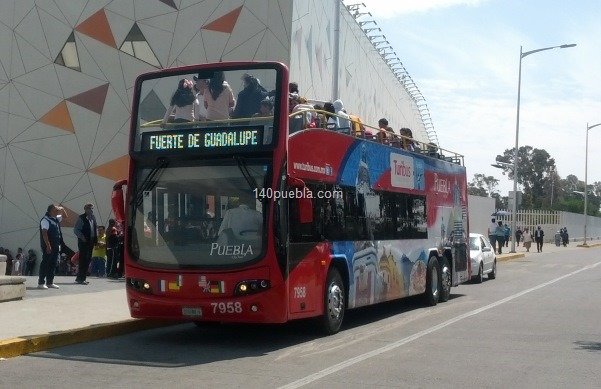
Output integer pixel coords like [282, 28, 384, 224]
[113, 62, 470, 334]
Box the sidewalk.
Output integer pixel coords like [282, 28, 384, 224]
[2, 242, 601, 359]
[0, 276, 171, 359]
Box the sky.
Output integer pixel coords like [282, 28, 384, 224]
[345, 0, 601, 195]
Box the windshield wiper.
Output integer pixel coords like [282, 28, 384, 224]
[235, 156, 262, 200]
[132, 157, 169, 207]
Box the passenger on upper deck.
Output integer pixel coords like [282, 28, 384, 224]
[232, 73, 267, 119]
[289, 82, 299, 94]
[253, 99, 273, 117]
[400, 127, 416, 151]
[292, 97, 314, 126]
[162, 78, 199, 125]
[377, 118, 395, 142]
[333, 99, 351, 134]
[204, 71, 235, 120]
[323, 102, 338, 130]
[193, 76, 208, 121]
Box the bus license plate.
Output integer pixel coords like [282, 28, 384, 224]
[182, 307, 202, 317]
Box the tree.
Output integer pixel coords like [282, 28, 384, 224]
[468, 174, 499, 197]
[495, 146, 556, 209]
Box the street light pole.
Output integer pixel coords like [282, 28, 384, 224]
[583, 122, 601, 246]
[510, 43, 576, 253]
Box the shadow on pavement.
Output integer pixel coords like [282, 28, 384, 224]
[574, 341, 601, 352]
[29, 293, 468, 368]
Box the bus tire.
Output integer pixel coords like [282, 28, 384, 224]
[424, 257, 439, 306]
[320, 267, 345, 335]
[439, 256, 451, 303]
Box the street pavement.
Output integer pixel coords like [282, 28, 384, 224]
[0, 240, 599, 359]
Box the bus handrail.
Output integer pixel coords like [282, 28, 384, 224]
[289, 108, 464, 166]
[140, 115, 274, 129]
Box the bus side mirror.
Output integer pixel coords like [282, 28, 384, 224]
[288, 177, 313, 224]
[112, 179, 127, 223]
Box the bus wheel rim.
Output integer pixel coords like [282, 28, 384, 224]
[328, 284, 343, 318]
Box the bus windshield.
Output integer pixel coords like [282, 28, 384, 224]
[131, 160, 269, 268]
[133, 66, 280, 153]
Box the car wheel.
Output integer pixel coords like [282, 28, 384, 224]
[320, 267, 345, 335]
[439, 256, 451, 302]
[476, 263, 483, 284]
[488, 259, 497, 280]
[423, 257, 439, 306]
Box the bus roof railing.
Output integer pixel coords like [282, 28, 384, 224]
[289, 108, 464, 166]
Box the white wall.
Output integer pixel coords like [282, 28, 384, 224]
[468, 195, 495, 236]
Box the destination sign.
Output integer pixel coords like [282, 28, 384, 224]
[142, 126, 267, 153]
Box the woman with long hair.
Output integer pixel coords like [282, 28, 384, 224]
[204, 71, 235, 120]
[162, 78, 198, 125]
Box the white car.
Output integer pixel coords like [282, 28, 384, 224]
[469, 233, 497, 283]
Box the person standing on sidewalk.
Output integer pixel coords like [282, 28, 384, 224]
[488, 218, 498, 254]
[495, 220, 505, 254]
[106, 219, 119, 278]
[534, 226, 545, 253]
[73, 203, 97, 285]
[39, 204, 68, 289]
[522, 227, 533, 252]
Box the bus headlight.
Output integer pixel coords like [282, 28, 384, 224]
[234, 279, 271, 295]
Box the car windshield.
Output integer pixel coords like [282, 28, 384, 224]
[469, 237, 480, 250]
[130, 160, 269, 267]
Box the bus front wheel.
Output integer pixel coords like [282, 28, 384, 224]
[320, 267, 345, 335]
[424, 257, 440, 306]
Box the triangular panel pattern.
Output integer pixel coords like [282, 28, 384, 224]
[54, 31, 81, 72]
[89, 155, 129, 182]
[39, 101, 74, 133]
[159, 0, 178, 10]
[119, 23, 161, 67]
[75, 9, 117, 48]
[202, 6, 243, 34]
[67, 83, 110, 114]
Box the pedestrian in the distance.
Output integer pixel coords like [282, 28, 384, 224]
[534, 226, 545, 253]
[503, 223, 511, 247]
[488, 218, 497, 254]
[522, 227, 533, 252]
[39, 204, 68, 289]
[495, 221, 505, 254]
[73, 203, 97, 285]
[515, 227, 523, 247]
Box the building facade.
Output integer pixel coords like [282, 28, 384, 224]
[0, 0, 430, 253]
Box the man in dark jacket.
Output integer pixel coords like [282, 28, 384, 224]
[534, 226, 545, 253]
[39, 204, 68, 289]
[73, 203, 97, 284]
[232, 73, 267, 118]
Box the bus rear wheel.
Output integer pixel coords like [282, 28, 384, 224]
[320, 267, 345, 335]
[424, 257, 439, 306]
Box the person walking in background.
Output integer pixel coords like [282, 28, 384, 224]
[73, 203, 97, 285]
[495, 220, 505, 254]
[39, 204, 68, 289]
[534, 226, 545, 253]
[515, 226, 523, 247]
[503, 223, 511, 247]
[4, 248, 13, 275]
[522, 227, 533, 252]
[488, 218, 498, 254]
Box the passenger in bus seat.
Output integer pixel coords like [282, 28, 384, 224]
[312, 104, 326, 128]
[162, 78, 199, 126]
[232, 73, 268, 119]
[289, 82, 299, 94]
[217, 198, 262, 245]
[204, 71, 235, 120]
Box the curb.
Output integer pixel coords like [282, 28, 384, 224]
[0, 319, 174, 359]
[497, 253, 525, 262]
[576, 243, 601, 248]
